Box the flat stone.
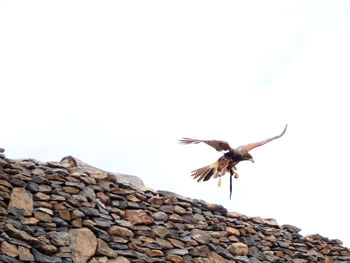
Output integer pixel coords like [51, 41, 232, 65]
[226, 226, 240, 236]
[8, 188, 33, 216]
[70, 228, 97, 263]
[190, 245, 209, 257]
[34, 192, 50, 201]
[1, 240, 19, 257]
[108, 226, 134, 237]
[151, 211, 169, 221]
[124, 209, 154, 225]
[47, 231, 70, 246]
[166, 248, 188, 256]
[152, 225, 170, 238]
[62, 186, 80, 194]
[96, 238, 118, 258]
[32, 248, 62, 263]
[79, 206, 100, 216]
[18, 246, 35, 261]
[190, 229, 211, 244]
[228, 242, 249, 256]
[5, 223, 39, 245]
[34, 211, 52, 223]
[166, 254, 184, 263]
[39, 244, 58, 254]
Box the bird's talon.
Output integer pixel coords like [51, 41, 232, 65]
[234, 173, 239, 179]
[218, 178, 222, 187]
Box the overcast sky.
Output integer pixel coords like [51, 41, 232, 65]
[1, 0, 350, 246]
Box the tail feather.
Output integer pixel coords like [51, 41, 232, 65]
[191, 162, 219, 182]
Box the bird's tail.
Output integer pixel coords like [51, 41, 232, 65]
[191, 161, 220, 182]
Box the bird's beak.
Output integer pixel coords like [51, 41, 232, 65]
[249, 158, 254, 163]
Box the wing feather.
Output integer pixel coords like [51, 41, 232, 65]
[179, 138, 232, 152]
[238, 124, 287, 152]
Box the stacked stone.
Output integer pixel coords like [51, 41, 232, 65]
[0, 150, 349, 263]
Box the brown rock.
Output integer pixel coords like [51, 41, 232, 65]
[151, 211, 169, 221]
[71, 218, 83, 227]
[108, 225, 134, 237]
[150, 249, 164, 257]
[39, 244, 58, 254]
[97, 192, 110, 204]
[124, 209, 154, 225]
[62, 186, 80, 194]
[149, 196, 162, 205]
[166, 254, 184, 263]
[168, 238, 185, 248]
[209, 251, 235, 263]
[20, 217, 39, 225]
[156, 237, 174, 249]
[226, 226, 240, 236]
[70, 227, 97, 263]
[1, 241, 18, 257]
[34, 210, 52, 223]
[57, 210, 71, 221]
[34, 192, 50, 201]
[8, 187, 33, 216]
[96, 238, 118, 258]
[107, 256, 131, 263]
[227, 242, 249, 256]
[18, 246, 35, 261]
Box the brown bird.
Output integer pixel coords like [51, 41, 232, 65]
[179, 125, 287, 199]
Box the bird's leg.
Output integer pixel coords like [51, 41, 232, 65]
[218, 173, 222, 187]
[234, 172, 239, 179]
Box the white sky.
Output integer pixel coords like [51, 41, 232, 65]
[1, 0, 350, 246]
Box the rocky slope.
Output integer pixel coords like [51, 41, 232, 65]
[0, 148, 349, 263]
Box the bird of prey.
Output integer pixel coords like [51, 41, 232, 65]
[179, 125, 287, 199]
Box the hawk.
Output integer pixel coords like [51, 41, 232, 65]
[179, 125, 287, 199]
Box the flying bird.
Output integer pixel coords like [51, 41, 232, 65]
[179, 125, 287, 199]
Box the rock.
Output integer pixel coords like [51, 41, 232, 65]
[124, 209, 154, 225]
[18, 246, 35, 261]
[226, 226, 240, 236]
[190, 229, 211, 244]
[47, 231, 70, 246]
[167, 248, 188, 255]
[96, 238, 118, 258]
[34, 210, 53, 223]
[151, 211, 169, 221]
[208, 251, 235, 263]
[228, 242, 249, 256]
[166, 254, 184, 263]
[69, 228, 97, 263]
[106, 256, 130, 263]
[8, 187, 33, 216]
[1, 241, 19, 257]
[152, 225, 170, 238]
[190, 245, 209, 257]
[32, 248, 62, 263]
[108, 226, 134, 237]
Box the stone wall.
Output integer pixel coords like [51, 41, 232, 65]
[0, 149, 349, 263]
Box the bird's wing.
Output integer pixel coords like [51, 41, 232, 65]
[238, 124, 287, 152]
[179, 138, 232, 152]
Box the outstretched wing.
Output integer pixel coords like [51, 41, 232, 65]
[237, 124, 287, 152]
[179, 138, 232, 152]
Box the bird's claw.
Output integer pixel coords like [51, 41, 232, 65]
[234, 172, 239, 179]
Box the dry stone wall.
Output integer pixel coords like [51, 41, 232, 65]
[0, 148, 349, 263]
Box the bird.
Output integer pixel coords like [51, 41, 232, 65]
[179, 125, 287, 199]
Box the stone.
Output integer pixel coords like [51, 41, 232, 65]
[124, 209, 154, 225]
[5, 223, 39, 245]
[34, 192, 50, 201]
[152, 225, 170, 238]
[96, 238, 118, 258]
[168, 238, 185, 248]
[151, 211, 169, 221]
[34, 210, 52, 223]
[167, 248, 188, 256]
[8, 187, 33, 216]
[62, 186, 80, 194]
[39, 243, 58, 254]
[166, 254, 184, 263]
[47, 231, 70, 246]
[70, 228, 97, 263]
[32, 248, 62, 263]
[226, 226, 240, 236]
[190, 245, 209, 257]
[190, 229, 211, 244]
[18, 246, 35, 261]
[107, 256, 131, 263]
[108, 226, 134, 237]
[228, 242, 249, 256]
[1, 240, 19, 257]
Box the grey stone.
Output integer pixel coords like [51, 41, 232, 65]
[32, 248, 62, 263]
[166, 248, 189, 256]
[47, 231, 70, 246]
[79, 206, 100, 216]
[190, 229, 211, 244]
